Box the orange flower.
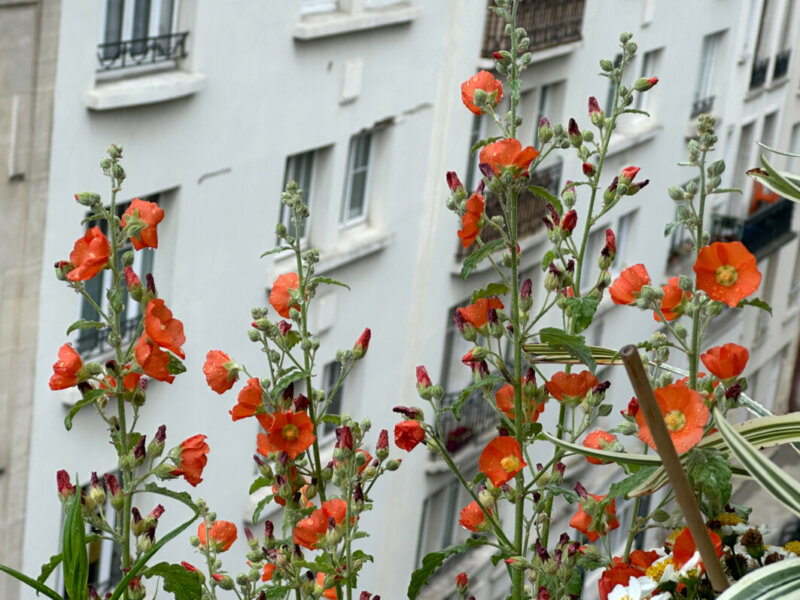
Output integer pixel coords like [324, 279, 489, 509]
[458, 193, 485, 248]
[597, 551, 659, 600]
[197, 519, 237, 552]
[203, 350, 238, 394]
[231, 377, 262, 421]
[479, 436, 527, 487]
[545, 370, 599, 402]
[67, 226, 110, 281]
[261, 563, 276, 582]
[701, 343, 749, 380]
[694, 241, 761, 307]
[270, 273, 300, 318]
[134, 334, 174, 383]
[672, 527, 722, 569]
[261, 410, 315, 459]
[294, 499, 347, 550]
[456, 296, 504, 329]
[609, 264, 650, 305]
[495, 383, 546, 423]
[654, 276, 690, 321]
[461, 70, 503, 115]
[315, 573, 338, 600]
[122, 197, 164, 250]
[49, 344, 84, 390]
[582, 430, 618, 465]
[144, 299, 186, 359]
[479, 138, 539, 175]
[569, 494, 619, 542]
[635, 382, 709, 454]
[459, 501, 490, 532]
[171, 434, 209, 486]
[394, 420, 425, 451]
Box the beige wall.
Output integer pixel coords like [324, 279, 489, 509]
[0, 1, 59, 598]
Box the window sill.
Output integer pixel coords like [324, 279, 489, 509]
[84, 70, 206, 111]
[606, 121, 662, 158]
[293, 4, 421, 40]
[477, 40, 581, 69]
[271, 226, 393, 280]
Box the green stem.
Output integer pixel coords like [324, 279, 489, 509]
[689, 149, 708, 390]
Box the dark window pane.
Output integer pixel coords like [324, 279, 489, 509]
[103, 0, 125, 60]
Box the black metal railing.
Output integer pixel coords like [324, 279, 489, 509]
[481, 0, 585, 58]
[774, 49, 792, 80]
[690, 96, 714, 119]
[750, 57, 769, 89]
[438, 389, 499, 453]
[457, 161, 561, 259]
[77, 316, 141, 359]
[710, 199, 795, 259]
[97, 32, 189, 71]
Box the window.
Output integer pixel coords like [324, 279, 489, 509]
[301, 0, 338, 14]
[322, 360, 344, 438]
[751, 0, 774, 88]
[604, 54, 623, 116]
[581, 228, 605, 292]
[98, 0, 186, 72]
[732, 122, 756, 214]
[610, 211, 637, 276]
[761, 111, 778, 150]
[634, 49, 662, 115]
[76, 196, 158, 359]
[415, 476, 473, 566]
[465, 114, 486, 192]
[535, 84, 552, 147]
[341, 132, 372, 226]
[786, 123, 800, 172]
[789, 240, 800, 303]
[693, 32, 723, 116]
[280, 150, 316, 243]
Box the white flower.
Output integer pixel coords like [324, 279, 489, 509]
[608, 576, 659, 600]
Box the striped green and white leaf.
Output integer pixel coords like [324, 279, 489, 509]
[524, 343, 622, 365]
[718, 558, 800, 600]
[712, 408, 800, 518]
[747, 152, 800, 203]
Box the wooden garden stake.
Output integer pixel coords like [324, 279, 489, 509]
[620, 345, 729, 593]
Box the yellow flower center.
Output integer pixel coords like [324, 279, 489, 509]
[664, 410, 686, 432]
[716, 265, 738, 287]
[716, 513, 743, 526]
[646, 557, 672, 581]
[282, 424, 299, 441]
[784, 540, 800, 555]
[500, 454, 521, 473]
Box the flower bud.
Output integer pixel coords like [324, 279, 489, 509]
[568, 118, 582, 147]
[537, 117, 553, 144]
[582, 162, 595, 177]
[386, 458, 401, 471]
[633, 76, 658, 92]
[353, 328, 371, 359]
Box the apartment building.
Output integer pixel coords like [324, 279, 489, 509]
[7, 1, 800, 599]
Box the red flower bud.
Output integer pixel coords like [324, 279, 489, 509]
[335, 425, 353, 451]
[57, 470, 75, 499]
[456, 572, 469, 594]
[562, 210, 578, 234]
[278, 320, 292, 336]
[492, 51, 503, 60]
[377, 429, 389, 451]
[582, 162, 595, 176]
[446, 171, 464, 192]
[353, 328, 371, 359]
[588, 96, 601, 116]
[622, 397, 639, 418]
[416, 366, 432, 391]
[620, 165, 640, 184]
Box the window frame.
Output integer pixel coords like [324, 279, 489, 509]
[280, 149, 316, 244]
[695, 31, 723, 104]
[321, 360, 344, 441]
[340, 131, 373, 227]
[300, 0, 338, 14]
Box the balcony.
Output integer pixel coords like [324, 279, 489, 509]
[438, 389, 499, 453]
[750, 57, 769, 89]
[710, 198, 796, 259]
[690, 96, 714, 119]
[481, 0, 584, 58]
[457, 161, 561, 259]
[76, 315, 141, 360]
[774, 49, 792, 80]
[97, 32, 189, 72]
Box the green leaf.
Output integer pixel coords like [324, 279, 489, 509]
[272, 368, 309, 399]
[263, 586, 294, 599]
[745, 154, 800, 202]
[460, 239, 506, 280]
[143, 563, 202, 600]
[143, 483, 197, 511]
[166, 354, 186, 375]
[524, 343, 622, 366]
[685, 447, 732, 515]
[282, 329, 301, 350]
[0, 563, 63, 600]
[663, 221, 680, 237]
[538, 327, 596, 372]
[408, 538, 488, 599]
[62, 486, 88, 600]
[470, 135, 502, 156]
[249, 477, 271, 495]
[66, 319, 105, 335]
[453, 376, 504, 419]
[713, 408, 800, 517]
[544, 483, 578, 503]
[527, 185, 561, 213]
[37, 552, 63, 584]
[738, 297, 773, 315]
[562, 296, 599, 334]
[541, 249, 555, 271]
[471, 282, 509, 304]
[321, 414, 342, 427]
[260, 246, 294, 258]
[252, 494, 275, 524]
[311, 276, 351, 291]
[64, 388, 107, 431]
[541, 431, 660, 467]
[718, 557, 800, 600]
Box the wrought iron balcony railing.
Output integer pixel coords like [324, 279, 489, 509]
[97, 32, 189, 72]
[774, 49, 792, 80]
[481, 0, 585, 58]
[750, 57, 769, 89]
[690, 96, 714, 119]
[457, 161, 561, 258]
[77, 315, 141, 359]
[710, 198, 795, 259]
[438, 389, 499, 453]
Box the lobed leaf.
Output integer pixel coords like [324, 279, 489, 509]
[64, 388, 108, 431]
[460, 239, 506, 280]
[66, 319, 105, 335]
[537, 328, 596, 372]
[471, 282, 509, 303]
[408, 538, 488, 600]
[143, 563, 202, 600]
